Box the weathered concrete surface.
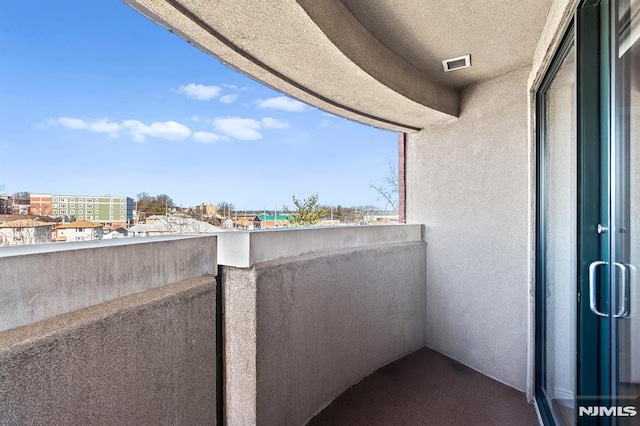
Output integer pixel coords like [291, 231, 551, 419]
[0, 235, 217, 331]
[217, 224, 422, 267]
[223, 240, 426, 426]
[406, 66, 530, 392]
[222, 267, 257, 426]
[0, 276, 216, 426]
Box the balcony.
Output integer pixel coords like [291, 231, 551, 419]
[1, 1, 596, 424]
[0, 226, 536, 425]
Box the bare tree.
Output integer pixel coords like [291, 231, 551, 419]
[217, 202, 235, 218]
[370, 162, 399, 212]
[359, 205, 379, 224]
[135, 193, 174, 217]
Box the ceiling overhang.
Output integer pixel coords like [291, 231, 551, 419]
[122, 0, 461, 132]
[122, 0, 552, 132]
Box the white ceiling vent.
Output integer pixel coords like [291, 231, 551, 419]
[442, 54, 471, 72]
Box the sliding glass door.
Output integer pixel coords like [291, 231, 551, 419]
[537, 29, 578, 425]
[537, 1, 639, 424]
[611, 0, 639, 423]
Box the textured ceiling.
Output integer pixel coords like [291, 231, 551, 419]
[123, 0, 554, 130]
[341, 0, 553, 89]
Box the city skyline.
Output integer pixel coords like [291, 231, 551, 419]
[0, 1, 398, 210]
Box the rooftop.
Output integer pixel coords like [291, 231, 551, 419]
[0, 219, 54, 228]
[56, 220, 104, 229]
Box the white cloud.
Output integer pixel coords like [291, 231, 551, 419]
[193, 131, 224, 144]
[46, 116, 194, 142]
[190, 116, 213, 123]
[176, 83, 221, 101]
[51, 117, 86, 129]
[261, 117, 290, 129]
[89, 119, 122, 135]
[122, 120, 192, 142]
[213, 117, 263, 140]
[320, 119, 331, 128]
[47, 117, 121, 137]
[219, 94, 239, 104]
[222, 84, 238, 89]
[254, 96, 309, 112]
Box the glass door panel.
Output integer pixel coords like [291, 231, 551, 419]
[613, 0, 640, 422]
[539, 35, 578, 425]
[537, 2, 640, 424]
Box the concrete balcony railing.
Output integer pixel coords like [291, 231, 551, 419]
[216, 225, 426, 425]
[0, 225, 447, 425]
[0, 236, 218, 425]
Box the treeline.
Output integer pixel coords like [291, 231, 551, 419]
[136, 192, 175, 216]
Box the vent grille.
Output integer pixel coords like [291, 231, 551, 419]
[442, 55, 471, 72]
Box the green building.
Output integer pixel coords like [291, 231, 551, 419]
[51, 195, 134, 226]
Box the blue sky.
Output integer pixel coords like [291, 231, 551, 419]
[0, 0, 397, 210]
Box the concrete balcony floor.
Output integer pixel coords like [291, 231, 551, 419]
[308, 348, 538, 425]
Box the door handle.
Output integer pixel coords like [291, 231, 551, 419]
[589, 260, 608, 317]
[588, 260, 630, 318]
[613, 262, 629, 318]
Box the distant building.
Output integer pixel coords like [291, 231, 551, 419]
[49, 194, 134, 228]
[232, 216, 258, 230]
[368, 214, 399, 224]
[29, 193, 53, 216]
[103, 227, 129, 239]
[0, 196, 10, 215]
[319, 219, 342, 227]
[0, 219, 54, 246]
[11, 202, 30, 216]
[54, 220, 104, 242]
[128, 215, 224, 237]
[196, 203, 218, 218]
[255, 214, 291, 229]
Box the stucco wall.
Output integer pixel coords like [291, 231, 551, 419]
[0, 276, 217, 426]
[0, 236, 217, 331]
[406, 66, 530, 391]
[223, 239, 426, 426]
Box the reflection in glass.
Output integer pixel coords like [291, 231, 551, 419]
[615, 0, 640, 423]
[543, 41, 577, 426]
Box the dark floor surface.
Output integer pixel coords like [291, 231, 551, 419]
[308, 347, 539, 426]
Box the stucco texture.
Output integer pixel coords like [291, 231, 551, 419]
[0, 235, 217, 332]
[406, 66, 530, 391]
[0, 277, 217, 426]
[223, 241, 426, 426]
